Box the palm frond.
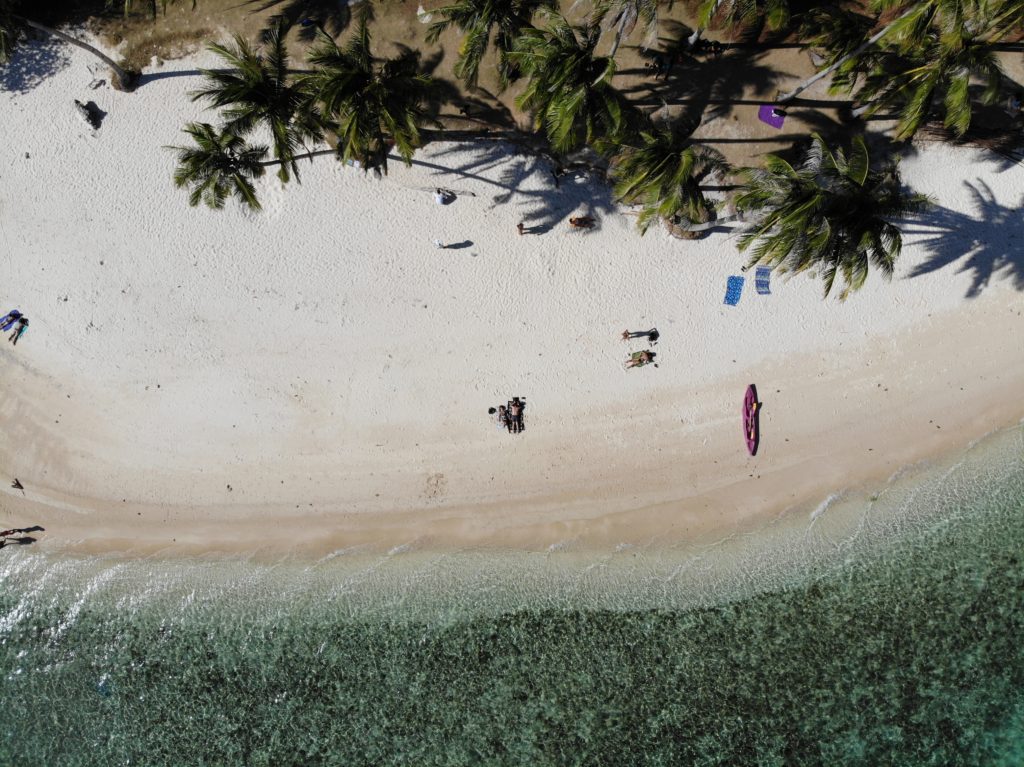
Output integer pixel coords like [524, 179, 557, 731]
[169, 122, 268, 211]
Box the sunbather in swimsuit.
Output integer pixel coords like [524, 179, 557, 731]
[625, 350, 653, 368]
[508, 399, 524, 433]
[9, 317, 28, 346]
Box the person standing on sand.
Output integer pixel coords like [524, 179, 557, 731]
[517, 222, 525, 236]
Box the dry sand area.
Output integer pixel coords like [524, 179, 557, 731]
[0, 37, 1023, 559]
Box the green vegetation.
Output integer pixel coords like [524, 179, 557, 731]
[510, 10, 639, 153]
[303, 18, 437, 173]
[190, 20, 320, 182]
[735, 133, 931, 299]
[425, 0, 554, 88]
[170, 122, 268, 210]
[606, 121, 727, 235]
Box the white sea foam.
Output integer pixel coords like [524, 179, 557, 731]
[810, 492, 845, 522]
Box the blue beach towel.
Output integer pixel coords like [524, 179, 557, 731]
[755, 266, 771, 295]
[724, 276, 745, 306]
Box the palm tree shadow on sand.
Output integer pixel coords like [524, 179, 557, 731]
[245, 0, 354, 42]
[0, 36, 71, 94]
[904, 179, 1024, 298]
[420, 142, 617, 233]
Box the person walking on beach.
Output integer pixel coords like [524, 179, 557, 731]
[9, 317, 28, 346]
[517, 222, 525, 236]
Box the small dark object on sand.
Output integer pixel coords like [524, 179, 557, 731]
[74, 99, 105, 130]
[11, 478, 23, 490]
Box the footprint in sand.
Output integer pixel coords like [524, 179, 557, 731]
[424, 473, 447, 502]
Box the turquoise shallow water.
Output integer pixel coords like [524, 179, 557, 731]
[2, 426, 1024, 766]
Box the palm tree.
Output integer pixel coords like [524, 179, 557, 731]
[191, 20, 319, 182]
[425, 0, 553, 88]
[509, 11, 639, 154]
[170, 122, 268, 210]
[852, 2, 1006, 139]
[734, 133, 930, 300]
[0, 0, 139, 89]
[606, 121, 729, 234]
[776, 0, 1010, 105]
[594, 0, 659, 56]
[300, 21, 436, 173]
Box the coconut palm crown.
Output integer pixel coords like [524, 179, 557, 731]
[735, 133, 931, 300]
[510, 11, 639, 154]
[300, 20, 436, 174]
[607, 121, 729, 235]
[850, 1, 1007, 140]
[171, 122, 268, 211]
[425, 0, 554, 88]
[191, 21, 319, 182]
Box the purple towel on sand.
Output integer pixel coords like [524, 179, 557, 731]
[0, 310, 21, 331]
[758, 104, 786, 129]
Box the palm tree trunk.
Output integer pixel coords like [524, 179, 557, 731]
[675, 211, 744, 233]
[776, 5, 921, 104]
[17, 16, 139, 91]
[258, 149, 336, 167]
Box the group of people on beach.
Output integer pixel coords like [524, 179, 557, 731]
[491, 397, 526, 434]
[1, 310, 28, 346]
[622, 328, 659, 369]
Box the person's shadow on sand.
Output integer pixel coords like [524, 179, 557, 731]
[0, 536, 37, 549]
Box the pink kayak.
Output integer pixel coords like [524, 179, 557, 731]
[743, 384, 759, 456]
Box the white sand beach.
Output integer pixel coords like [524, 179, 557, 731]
[1, 41, 1023, 558]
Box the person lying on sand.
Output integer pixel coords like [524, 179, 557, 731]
[569, 216, 595, 229]
[9, 317, 27, 346]
[508, 398, 524, 433]
[624, 350, 654, 368]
